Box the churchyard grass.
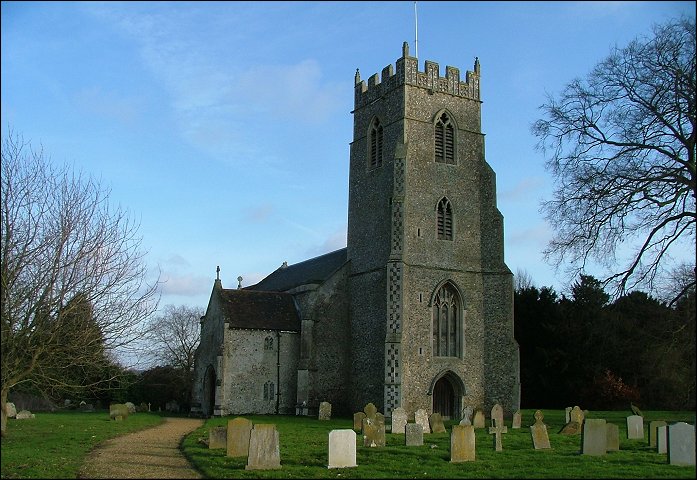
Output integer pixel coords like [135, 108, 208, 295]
[0, 410, 163, 479]
[181, 409, 696, 479]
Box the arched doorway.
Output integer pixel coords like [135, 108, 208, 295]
[430, 371, 465, 420]
[202, 365, 216, 417]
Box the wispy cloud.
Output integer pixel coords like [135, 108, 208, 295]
[244, 203, 274, 223]
[73, 87, 140, 124]
[304, 227, 347, 258]
[500, 177, 546, 202]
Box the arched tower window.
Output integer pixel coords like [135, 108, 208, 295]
[264, 336, 274, 350]
[432, 282, 462, 358]
[435, 112, 455, 164]
[369, 117, 383, 168]
[437, 197, 453, 240]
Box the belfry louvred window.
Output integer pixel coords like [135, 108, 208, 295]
[437, 197, 453, 240]
[435, 113, 455, 164]
[370, 118, 383, 168]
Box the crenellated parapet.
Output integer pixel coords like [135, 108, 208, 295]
[354, 42, 481, 109]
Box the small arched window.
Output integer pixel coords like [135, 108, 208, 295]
[435, 113, 455, 164]
[264, 336, 274, 350]
[263, 381, 275, 400]
[369, 118, 384, 168]
[432, 283, 462, 358]
[437, 197, 453, 240]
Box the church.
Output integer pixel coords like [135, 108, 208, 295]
[190, 42, 520, 420]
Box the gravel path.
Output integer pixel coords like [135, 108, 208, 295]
[78, 417, 204, 479]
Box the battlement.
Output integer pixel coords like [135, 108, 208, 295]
[354, 42, 481, 109]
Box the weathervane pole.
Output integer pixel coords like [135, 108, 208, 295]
[414, 1, 418, 59]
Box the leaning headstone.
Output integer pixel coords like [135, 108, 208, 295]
[530, 410, 551, 449]
[15, 410, 34, 420]
[606, 423, 620, 452]
[5, 402, 17, 418]
[657, 425, 668, 454]
[124, 402, 136, 414]
[353, 412, 366, 431]
[565, 407, 572, 424]
[473, 409, 486, 429]
[559, 406, 584, 435]
[450, 424, 476, 462]
[391, 407, 408, 434]
[405, 423, 423, 446]
[246, 424, 281, 470]
[227, 417, 253, 457]
[327, 429, 357, 469]
[429, 412, 446, 433]
[582, 419, 607, 456]
[318, 401, 332, 421]
[668, 422, 695, 466]
[512, 410, 521, 429]
[489, 422, 508, 451]
[109, 403, 129, 421]
[209, 425, 227, 449]
[490, 403, 504, 428]
[649, 420, 667, 447]
[414, 408, 431, 433]
[626, 415, 644, 440]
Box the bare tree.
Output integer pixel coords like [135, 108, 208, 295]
[146, 304, 202, 372]
[1, 131, 159, 436]
[532, 16, 696, 303]
[514, 268, 535, 292]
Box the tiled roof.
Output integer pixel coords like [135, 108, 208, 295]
[217, 289, 300, 331]
[246, 248, 347, 292]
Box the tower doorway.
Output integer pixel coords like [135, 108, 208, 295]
[202, 365, 216, 417]
[430, 371, 464, 420]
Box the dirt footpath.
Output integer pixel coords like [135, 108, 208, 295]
[78, 417, 204, 479]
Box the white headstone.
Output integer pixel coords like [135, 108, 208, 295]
[626, 415, 644, 440]
[414, 408, 430, 433]
[390, 407, 408, 434]
[328, 429, 357, 469]
[657, 425, 668, 454]
[668, 422, 695, 466]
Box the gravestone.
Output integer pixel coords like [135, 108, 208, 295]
[490, 403, 504, 427]
[649, 420, 667, 447]
[109, 404, 129, 421]
[657, 425, 668, 454]
[429, 412, 446, 433]
[582, 419, 607, 456]
[559, 406, 584, 435]
[124, 402, 136, 414]
[512, 410, 521, 429]
[405, 423, 423, 446]
[606, 423, 620, 452]
[227, 417, 253, 457]
[450, 424, 476, 462]
[460, 406, 473, 425]
[209, 425, 227, 449]
[353, 412, 366, 431]
[489, 423, 508, 451]
[246, 424, 281, 470]
[414, 408, 431, 433]
[626, 415, 644, 440]
[15, 410, 34, 420]
[565, 407, 572, 424]
[318, 401, 332, 421]
[473, 409, 486, 429]
[391, 407, 407, 434]
[668, 422, 695, 466]
[570, 406, 584, 424]
[327, 429, 357, 469]
[5, 402, 17, 418]
[362, 403, 385, 447]
[530, 410, 551, 450]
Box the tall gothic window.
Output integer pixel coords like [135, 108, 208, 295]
[432, 283, 462, 357]
[435, 112, 455, 164]
[264, 336, 273, 350]
[263, 381, 275, 401]
[437, 197, 453, 240]
[369, 118, 383, 168]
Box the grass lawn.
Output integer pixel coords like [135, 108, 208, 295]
[181, 409, 696, 479]
[0, 410, 164, 479]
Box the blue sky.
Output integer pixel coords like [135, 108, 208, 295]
[3, 1, 695, 313]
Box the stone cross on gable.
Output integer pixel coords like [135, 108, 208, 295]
[489, 423, 508, 451]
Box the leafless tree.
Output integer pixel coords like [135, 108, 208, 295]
[1, 131, 159, 436]
[146, 304, 202, 372]
[514, 268, 535, 292]
[532, 16, 696, 304]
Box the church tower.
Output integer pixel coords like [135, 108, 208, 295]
[347, 43, 520, 418]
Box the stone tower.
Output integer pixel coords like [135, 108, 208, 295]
[346, 43, 520, 418]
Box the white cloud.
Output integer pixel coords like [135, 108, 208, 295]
[500, 177, 546, 202]
[159, 271, 211, 297]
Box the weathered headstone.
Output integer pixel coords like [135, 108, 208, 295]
[473, 409, 486, 429]
[15, 410, 34, 420]
[327, 429, 357, 469]
[414, 408, 431, 433]
[5, 402, 17, 418]
[209, 425, 227, 449]
[109, 403, 129, 421]
[391, 407, 408, 434]
[649, 420, 667, 447]
[490, 403, 504, 427]
[582, 419, 607, 456]
[405, 423, 423, 446]
[627, 415, 644, 440]
[606, 423, 620, 452]
[512, 410, 521, 429]
[450, 424, 476, 462]
[362, 416, 385, 447]
[227, 417, 253, 457]
[318, 401, 332, 421]
[460, 406, 473, 425]
[570, 406, 584, 424]
[246, 424, 281, 470]
[353, 412, 366, 431]
[429, 412, 446, 433]
[668, 422, 695, 466]
[530, 410, 551, 450]
[565, 407, 572, 424]
[657, 425, 668, 454]
[124, 402, 136, 414]
[559, 406, 584, 435]
[489, 423, 508, 451]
